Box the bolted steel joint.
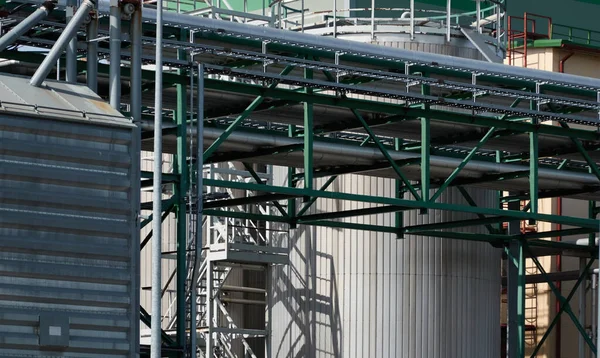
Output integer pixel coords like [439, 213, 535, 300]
[122, 2, 135, 15]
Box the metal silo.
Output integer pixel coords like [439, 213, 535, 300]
[0, 74, 140, 357]
[271, 2, 502, 357]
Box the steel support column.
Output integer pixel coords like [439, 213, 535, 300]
[130, 6, 142, 121]
[174, 30, 188, 356]
[507, 199, 525, 358]
[190, 63, 205, 357]
[86, 9, 98, 92]
[150, 0, 164, 354]
[109, 0, 122, 110]
[304, 65, 313, 194]
[66, 0, 77, 83]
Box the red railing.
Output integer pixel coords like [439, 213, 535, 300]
[507, 13, 552, 67]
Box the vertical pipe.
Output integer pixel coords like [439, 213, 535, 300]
[476, 0, 481, 34]
[593, 272, 598, 354]
[130, 6, 142, 121]
[409, 0, 414, 40]
[86, 9, 98, 92]
[446, 0, 451, 42]
[66, 0, 77, 83]
[109, 0, 122, 110]
[556, 197, 563, 358]
[191, 63, 204, 358]
[206, 261, 214, 356]
[30, 0, 95, 87]
[332, 0, 336, 37]
[579, 258, 587, 358]
[496, 1, 501, 51]
[370, 0, 375, 41]
[0, 2, 54, 52]
[507, 199, 525, 358]
[151, 0, 163, 356]
[56, 58, 60, 80]
[301, 0, 304, 32]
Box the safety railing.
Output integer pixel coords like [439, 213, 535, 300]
[551, 23, 600, 48]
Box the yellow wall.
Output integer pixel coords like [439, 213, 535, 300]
[505, 46, 600, 358]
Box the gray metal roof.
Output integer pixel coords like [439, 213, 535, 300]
[0, 73, 133, 127]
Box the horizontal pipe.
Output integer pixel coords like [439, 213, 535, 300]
[220, 297, 267, 305]
[30, 0, 96, 87]
[220, 285, 266, 294]
[0, 1, 55, 52]
[20, 0, 600, 89]
[140, 121, 600, 194]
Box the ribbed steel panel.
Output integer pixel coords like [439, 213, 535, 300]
[0, 107, 139, 357]
[271, 34, 499, 358]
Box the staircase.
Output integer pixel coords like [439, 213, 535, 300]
[186, 163, 289, 357]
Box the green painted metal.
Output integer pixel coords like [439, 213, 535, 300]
[203, 178, 600, 229]
[560, 122, 600, 181]
[298, 205, 405, 222]
[242, 162, 287, 216]
[431, 128, 496, 202]
[304, 65, 314, 193]
[205, 79, 600, 142]
[202, 65, 295, 161]
[288, 124, 297, 226]
[350, 108, 422, 201]
[457, 186, 497, 234]
[527, 246, 597, 356]
[395, 138, 404, 239]
[296, 175, 337, 217]
[174, 40, 188, 355]
[421, 75, 431, 202]
[403, 216, 510, 233]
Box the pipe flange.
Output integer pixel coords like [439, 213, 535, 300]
[122, 2, 135, 15]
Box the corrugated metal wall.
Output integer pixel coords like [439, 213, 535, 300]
[0, 113, 139, 357]
[271, 171, 500, 358]
[270, 34, 499, 358]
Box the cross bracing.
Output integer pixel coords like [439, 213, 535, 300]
[2, 1, 600, 357]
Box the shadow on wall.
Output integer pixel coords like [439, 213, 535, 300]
[271, 224, 343, 358]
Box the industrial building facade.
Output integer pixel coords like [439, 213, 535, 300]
[0, 0, 598, 357]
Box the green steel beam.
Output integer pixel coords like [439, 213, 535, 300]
[206, 143, 303, 164]
[421, 75, 431, 201]
[530, 125, 539, 216]
[296, 205, 406, 223]
[204, 79, 600, 141]
[395, 138, 404, 239]
[202, 65, 295, 161]
[430, 127, 496, 202]
[140, 306, 177, 347]
[412, 230, 508, 242]
[174, 38, 188, 354]
[288, 124, 297, 225]
[527, 246, 597, 356]
[203, 178, 600, 229]
[560, 121, 600, 182]
[403, 216, 510, 233]
[304, 64, 314, 193]
[350, 108, 421, 201]
[296, 175, 337, 217]
[141, 204, 176, 250]
[203, 193, 297, 209]
[241, 162, 288, 216]
[520, 227, 596, 240]
[457, 186, 497, 234]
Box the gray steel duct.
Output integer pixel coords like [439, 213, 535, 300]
[65, 0, 77, 83]
[109, 0, 121, 110]
[30, 0, 95, 87]
[139, 122, 600, 194]
[0, 1, 55, 52]
[130, 5, 142, 121]
[86, 8, 98, 92]
[16, 0, 600, 89]
[15, 0, 600, 89]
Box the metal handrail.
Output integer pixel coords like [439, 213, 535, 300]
[552, 23, 600, 47]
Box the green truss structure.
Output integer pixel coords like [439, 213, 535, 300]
[2, 1, 600, 356]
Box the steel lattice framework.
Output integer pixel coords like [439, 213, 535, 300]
[1, 0, 599, 357]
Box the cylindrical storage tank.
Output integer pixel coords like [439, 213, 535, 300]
[270, 21, 501, 358]
[0, 75, 140, 357]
